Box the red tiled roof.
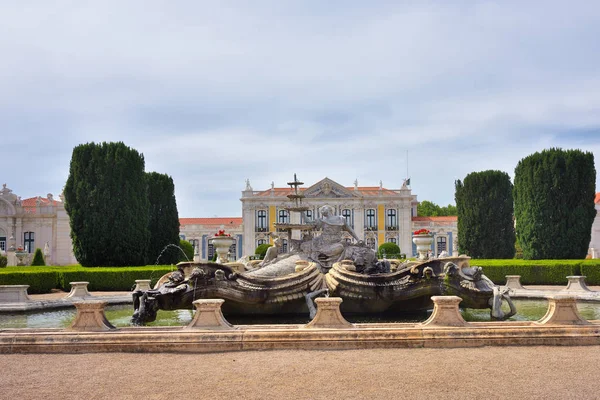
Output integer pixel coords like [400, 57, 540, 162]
[412, 216, 458, 222]
[179, 217, 242, 227]
[21, 197, 61, 214]
[595, 193, 600, 204]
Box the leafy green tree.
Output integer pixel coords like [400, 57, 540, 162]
[255, 243, 272, 259]
[146, 172, 181, 265]
[178, 239, 194, 262]
[417, 200, 457, 216]
[64, 142, 150, 266]
[455, 170, 515, 258]
[514, 148, 596, 259]
[378, 242, 401, 258]
[31, 248, 46, 266]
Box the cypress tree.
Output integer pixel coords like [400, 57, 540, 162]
[514, 148, 596, 259]
[455, 170, 515, 258]
[64, 142, 150, 266]
[31, 248, 46, 266]
[146, 172, 181, 264]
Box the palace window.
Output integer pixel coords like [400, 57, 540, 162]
[0, 237, 5, 252]
[229, 243, 236, 260]
[279, 239, 288, 254]
[278, 209, 290, 224]
[389, 237, 397, 245]
[24, 232, 34, 253]
[437, 236, 447, 255]
[207, 244, 214, 260]
[386, 209, 397, 230]
[342, 209, 353, 228]
[257, 239, 266, 246]
[256, 210, 268, 232]
[365, 209, 376, 230]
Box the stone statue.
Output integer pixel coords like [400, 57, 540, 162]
[260, 233, 282, 267]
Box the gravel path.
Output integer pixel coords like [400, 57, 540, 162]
[2, 346, 599, 400]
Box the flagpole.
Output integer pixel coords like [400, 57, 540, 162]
[406, 150, 409, 183]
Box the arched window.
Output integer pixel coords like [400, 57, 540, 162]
[257, 239, 266, 246]
[386, 209, 397, 230]
[366, 209, 376, 230]
[256, 210, 267, 232]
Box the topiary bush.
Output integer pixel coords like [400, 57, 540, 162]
[31, 248, 46, 266]
[378, 242, 401, 258]
[0, 255, 7, 268]
[255, 244, 273, 260]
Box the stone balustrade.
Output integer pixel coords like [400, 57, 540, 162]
[421, 296, 468, 327]
[536, 295, 590, 325]
[563, 276, 591, 292]
[505, 275, 525, 290]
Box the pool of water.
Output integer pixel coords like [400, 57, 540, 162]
[2, 300, 600, 329]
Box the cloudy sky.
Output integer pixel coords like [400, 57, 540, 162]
[2, 1, 599, 217]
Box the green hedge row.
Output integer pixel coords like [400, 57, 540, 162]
[472, 259, 600, 285]
[0, 265, 175, 294]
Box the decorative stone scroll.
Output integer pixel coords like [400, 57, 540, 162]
[563, 276, 591, 292]
[505, 275, 525, 290]
[69, 301, 116, 331]
[421, 296, 468, 327]
[186, 299, 235, 330]
[305, 297, 353, 329]
[66, 282, 92, 298]
[536, 295, 590, 325]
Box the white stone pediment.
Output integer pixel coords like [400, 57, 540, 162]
[0, 198, 15, 216]
[303, 178, 358, 199]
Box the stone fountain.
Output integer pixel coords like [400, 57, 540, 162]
[132, 174, 516, 325]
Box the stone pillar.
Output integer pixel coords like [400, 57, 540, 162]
[66, 282, 92, 298]
[133, 279, 152, 292]
[0, 285, 31, 303]
[505, 275, 525, 290]
[305, 297, 353, 329]
[68, 300, 116, 331]
[564, 276, 591, 292]
[421, 296, 468, 327]
[536, 295, 590, 325]
[186, 299, 234, 330]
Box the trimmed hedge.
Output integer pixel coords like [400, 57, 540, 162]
[0, 265, 175, 294]
[472, 259, 600, 285]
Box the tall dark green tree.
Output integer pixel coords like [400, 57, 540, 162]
[146, 172, 181, 264]
[455, 170, 515, 258]
[514, 148, 596, 259]
[64, 142, 150, 266]
[417, 200, 457, 216]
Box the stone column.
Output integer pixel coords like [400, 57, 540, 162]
[421, 296, 468, 327]
[133, 279, 152, 292]
[66, 282, 92, 298]
[305, 297, 353, 329]
[68, 300, 116, 331]
[186, 299, 234, 330]
[0, 285, 31, 303]
[536, 295, 590, 325]
[505, 275, 525, 290]
[564, 276, 591, 292]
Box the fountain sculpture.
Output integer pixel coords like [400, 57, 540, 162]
[132, 175, 516, 325]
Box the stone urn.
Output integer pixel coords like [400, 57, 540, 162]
[412, 234, 433, 260]
[15, 250, 28, 266]
[212, 236, 235, 264]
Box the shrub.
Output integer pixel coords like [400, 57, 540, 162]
[255, 244, 272, 260]
[472, 259, 582, 285]
[31, 248, 46, 266]
[514, 148, 596, 259]
[147, 172, 180, 265]
[580, 260, 600, 285]
[378, 242, 401, 258]
[64, 141, 150, 266]
[178, 240, 194, 262]
[0, 255, 7, 268]
[455, 170, 515, 258]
